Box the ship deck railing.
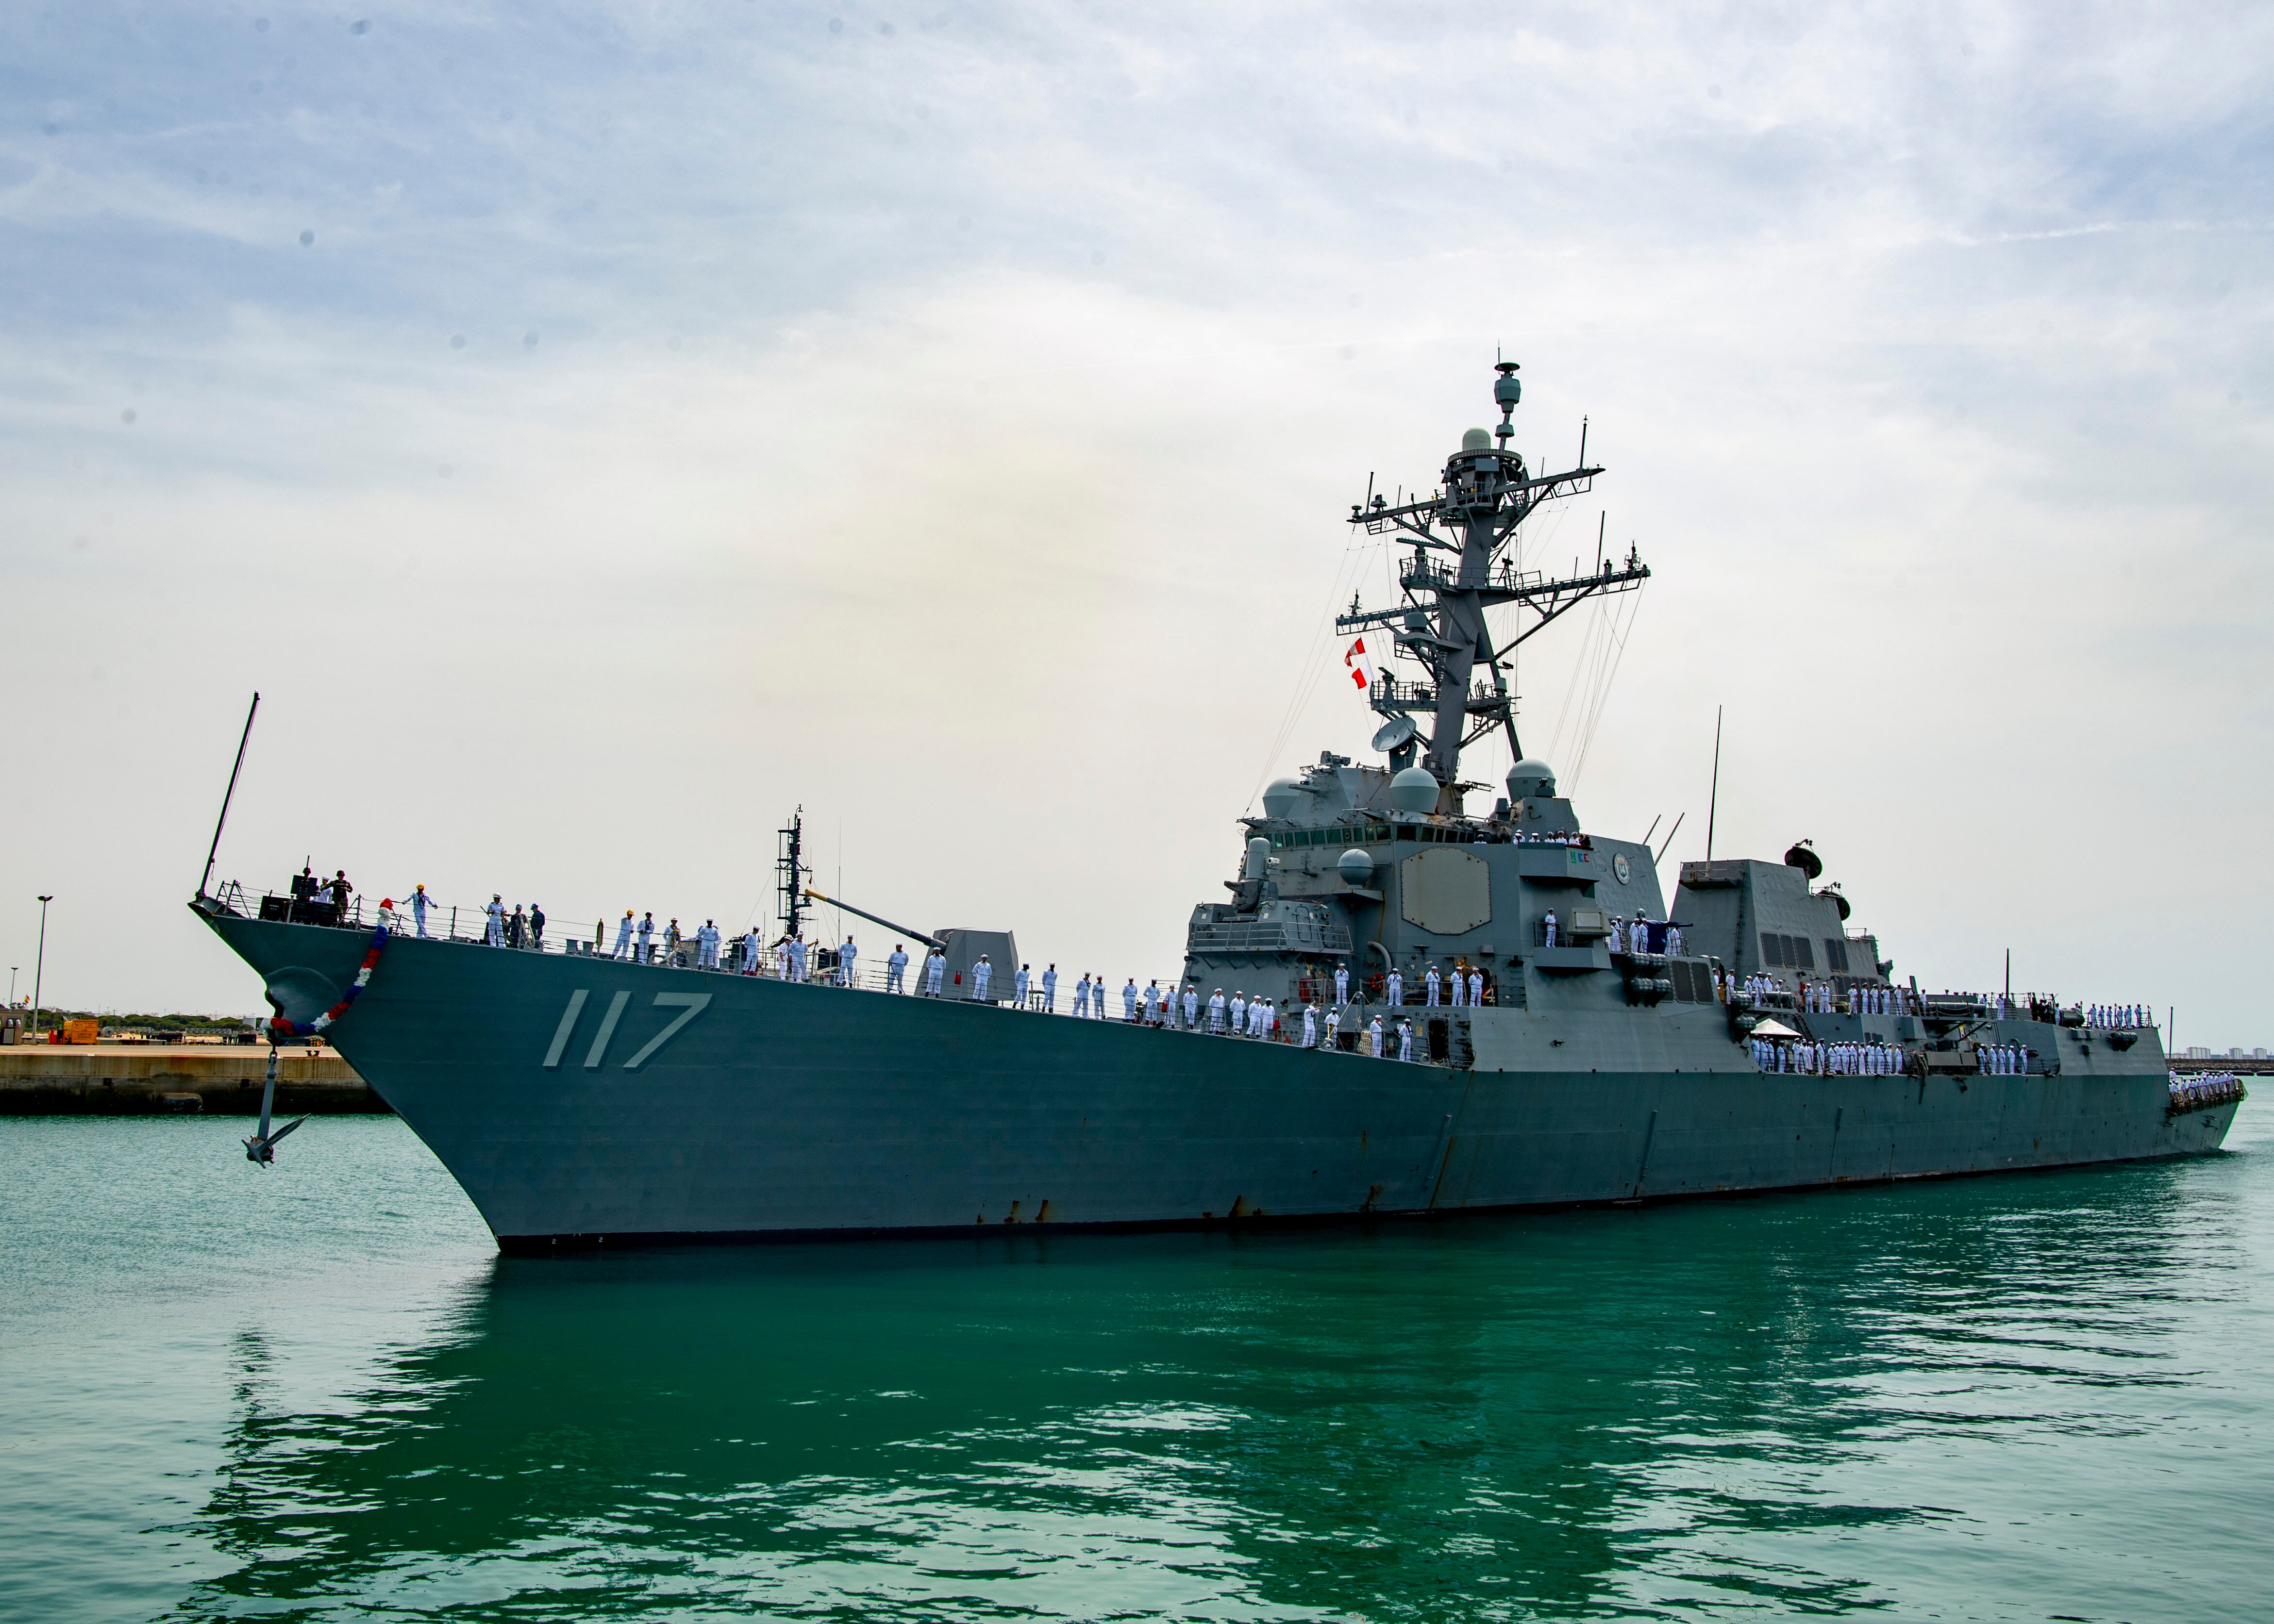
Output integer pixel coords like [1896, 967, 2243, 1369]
[205, 881, 1482, 1061]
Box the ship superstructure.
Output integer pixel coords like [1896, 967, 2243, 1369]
[190, 358, 2238, 1250]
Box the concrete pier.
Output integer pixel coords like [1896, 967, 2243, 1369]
[0, 1044, 388, 1115]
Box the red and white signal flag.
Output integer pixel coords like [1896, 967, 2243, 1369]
[1344, 635, 1376, 696]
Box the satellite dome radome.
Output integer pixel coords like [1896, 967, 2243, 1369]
[1506, 758, 1556, 800]
[1460, 427, 1492, 452]
[1390, 766, 1440, 813]
[1338, 847, 1376, 885]
[1261, 778, 1302, 819]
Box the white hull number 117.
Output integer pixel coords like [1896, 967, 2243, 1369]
[540, 990, 711, 1071]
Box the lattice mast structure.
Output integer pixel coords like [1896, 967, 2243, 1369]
[1339, 360, 1649, 791]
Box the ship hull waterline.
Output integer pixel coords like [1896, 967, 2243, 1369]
[201, 913, 2238, 1253]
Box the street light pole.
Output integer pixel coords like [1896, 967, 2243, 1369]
[32, 896, 52, 1040]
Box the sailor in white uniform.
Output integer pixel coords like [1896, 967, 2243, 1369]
[1425, 967, 1442, 1006]
[1183, 985, 1200, 1028]
[411, 884, 434, 939]
[886, 944, 908, 994]
[1450, 968, 1466, 1008]
[635, 912, 655, 962]
[697, 919, 719, 968]
[971, 955, 992, 1000]
[1302, 1004, 1319, 1048]
[1072, 973, 1091, 1018]
[925, 947, 947, 996]
[1229, 991, 1247, 1033]
[1148, 980, 1165, 1024]
[1122, 978, 1139, 1021]
[1369, 1016, 1385, 1057]
[835, 936, 856, 987]
[743, 928, 763, 974]
[1041, 964, 1058, 1013]
[1324, 1006, 1340, 1048]
[1543, 910, 1559, 947]
[1386, 970, 1403, 1007]
[1469, 970, 1484, 1006]
[1334, 965, 1349, 1006]
[485, 895, 505, 946]
[1015, 963, 1032, 1007]
[1208, 990, 1227, 1032]
[1665, 924, 1683, 956]
[1398, 1020, 1414, 1062]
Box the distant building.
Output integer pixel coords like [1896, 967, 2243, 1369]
[2188, 1046, 2212, 1059]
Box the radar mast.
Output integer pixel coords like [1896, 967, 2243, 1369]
[1340, 358, 1648, 787]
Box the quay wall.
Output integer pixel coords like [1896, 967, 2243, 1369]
[0, 1044, 387, 1116]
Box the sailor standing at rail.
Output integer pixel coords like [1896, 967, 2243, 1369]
[1209, 989, 1227, 1032]
[1369, 1015, 1385, 1057]
[1450, 966, 1466, 1007]
[1425, 966, 1442, 1006]
[1398, 1020, 1414, 1062]
[1302, 1003, 1319, 1048]
[886, 943, 908, 994]
[743, 927, 763, 974]
[1543, 909, 1559, 947]
[411, 883, 434, 939]
[1229, 990, 1247, 1034]
[1334, 964, 1350, 1006]
[836, 936, 857, 987]
[1122, 978, 1139, 1021]
[924, 946, 946, 996]
[1469, 969, 1484, 1006]
[1183, 984, 1200, 1029]
[1015, 963, 1031, 1007]
[613, 910, 634, 959]
[1041, 964, 1058, 1013]
[971, 954, 992, 1001]
[1072, 973, 1091, 1018]
[1324, 1006, 1340, 1048]
[635, 911, 655, 962]
[1666, 922, 1682, 956]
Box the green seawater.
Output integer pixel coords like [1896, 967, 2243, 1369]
[2, 1114, 2268, 1622]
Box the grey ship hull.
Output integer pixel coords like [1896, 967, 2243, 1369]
[202, 914, 2236, 1251]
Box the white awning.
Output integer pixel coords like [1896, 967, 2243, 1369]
[1751, 1018, 1803, 1039]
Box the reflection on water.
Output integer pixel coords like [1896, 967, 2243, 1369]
[4, 1116, 2269, 1622]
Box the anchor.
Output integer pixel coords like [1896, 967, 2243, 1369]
[235, 927, 390, 1167]
[242, 1038, 306, 1166]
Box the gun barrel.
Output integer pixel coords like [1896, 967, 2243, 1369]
[802, 889, 945, 952]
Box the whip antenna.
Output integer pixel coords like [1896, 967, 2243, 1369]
[199, 692, 260, 901]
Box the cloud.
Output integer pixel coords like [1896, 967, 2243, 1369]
[2, 1, 2270, 1039]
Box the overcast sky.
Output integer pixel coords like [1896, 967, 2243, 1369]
[3, 2, 2270, 1044]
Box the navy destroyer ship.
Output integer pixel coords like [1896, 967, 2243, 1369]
[192, 359, 2239, 1249]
